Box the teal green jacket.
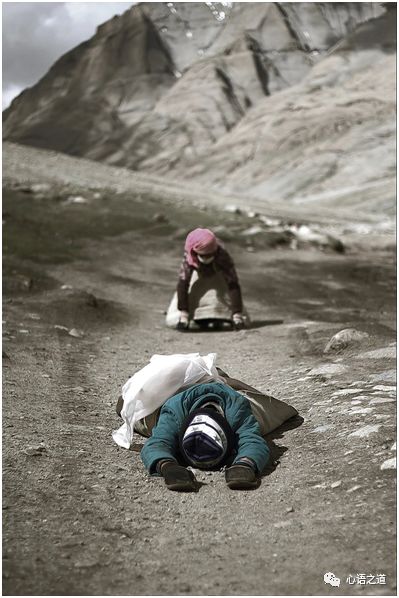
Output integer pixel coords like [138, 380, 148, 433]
[141, 381, 270, 474]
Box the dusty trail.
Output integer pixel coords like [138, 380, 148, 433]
[2, 173, 396, 595]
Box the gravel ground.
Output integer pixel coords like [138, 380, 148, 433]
[2, 144, 396, 596]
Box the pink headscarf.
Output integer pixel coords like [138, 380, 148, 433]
[184, 228, 219, 268]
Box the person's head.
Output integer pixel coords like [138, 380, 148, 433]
[184, 228, 219, 267]
[179, 407, 235, 470]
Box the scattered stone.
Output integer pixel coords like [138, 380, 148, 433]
[27, 313, 41, 320]
[391, 442, 396, 451]
[68, 328, 85, 338]
[347, 485, 362, 493]
[18, 329, 29, 334]
[241, 225, 264, 236]
[308, 363, 347, 377]
[31, 183, 51, 194]
[274, 520, 292, 528]
[369, 397, 394, 405]
[369, 370, 396, 383]
[286, 506, 295, 513]
[372, 385, 396, 392]
[331, 481, 342, 488]
[66, 195, 88, 204]
[259, 216, 281, 227]
[311, 425, 333, 433]
[152, 212, 168, 223]
[332, 388, 363, 396]
[61, 284, 73, 290]
[54, 325, 69, 331]
[324, 328, 369, 354]
[357, 346, 396, 360]
[380, 457, 396, 470]
[25, 445, 47, 456]
[224, 205, 242, 214]
[349, 407, 374, 415]
[93, 192, 102, 200]
[349, 424, 381, 438]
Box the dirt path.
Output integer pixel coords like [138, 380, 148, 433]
[2, 167, 396, 595]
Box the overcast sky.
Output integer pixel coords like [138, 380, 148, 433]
[2, 2, 134, 109]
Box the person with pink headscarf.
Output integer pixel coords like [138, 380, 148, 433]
[166, 227, 247, 330]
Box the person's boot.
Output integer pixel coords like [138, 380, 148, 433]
[225, 464, 259, 490]
[161, 462, 197, 492]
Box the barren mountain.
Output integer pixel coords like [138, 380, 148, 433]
[3, 2, 394, 214]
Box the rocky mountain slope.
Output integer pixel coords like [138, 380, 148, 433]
[3, 2, 395, 214]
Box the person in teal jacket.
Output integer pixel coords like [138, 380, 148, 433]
[141, 381, 270, 491]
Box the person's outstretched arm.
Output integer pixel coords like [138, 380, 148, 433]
[140, 406, 181, 474]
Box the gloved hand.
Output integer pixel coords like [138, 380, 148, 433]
[160, 461, 197, 492]
[225, 462, 258, 490]
[176, 310, 189, 331]
[232, 312, 246, 330]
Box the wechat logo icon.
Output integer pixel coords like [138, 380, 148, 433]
[324, 572, 341, 587]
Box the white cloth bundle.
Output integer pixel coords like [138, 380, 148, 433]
[112, 353, 221, 449]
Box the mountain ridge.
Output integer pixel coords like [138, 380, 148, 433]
[3, 2, 394, 213]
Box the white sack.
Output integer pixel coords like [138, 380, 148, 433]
[112, 352, 221, 448]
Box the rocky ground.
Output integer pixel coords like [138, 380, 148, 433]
[2, 144, 396, 596]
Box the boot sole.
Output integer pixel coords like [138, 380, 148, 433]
[226, 479, 259, 490]
[165, 481, 197, 492]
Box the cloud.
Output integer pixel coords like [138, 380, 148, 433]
[2, 2, 133, 108]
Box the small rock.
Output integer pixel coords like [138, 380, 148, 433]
[61, 284, 73, 290]
[331, 480, 342, 489]
[332, 388, 363, 396]
[369, 370, 396, 383]
[259, 216, 281, 227]
[25, 445, 47, 456]
[241, 225, 264, 236]
[224, 205, 242, 215]
[369, 397, 394, 405]
[357, 346, 396, 360]
[349, 407, 374, 415]
[311, 425, 334, 433]
[380, 457, 396, 470]
[152, 212, 168, 223]
[27, 313, 41, 320]
[324, 328, 369, 353]
[347, 485, 362, 493]
[391, 442, 396, 451]
[66, 195, 88, 204]
[274, 520, 292, 528]
[349, 424, 381, 438]
[286, 506, 295, 513]
[31, 183, 51, 194]
[54, 324, 69, 331]
[68, 328, 84, 338]
[308, 363, 347, 377]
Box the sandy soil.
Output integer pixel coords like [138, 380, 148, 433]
[2, 150, 396, 596]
